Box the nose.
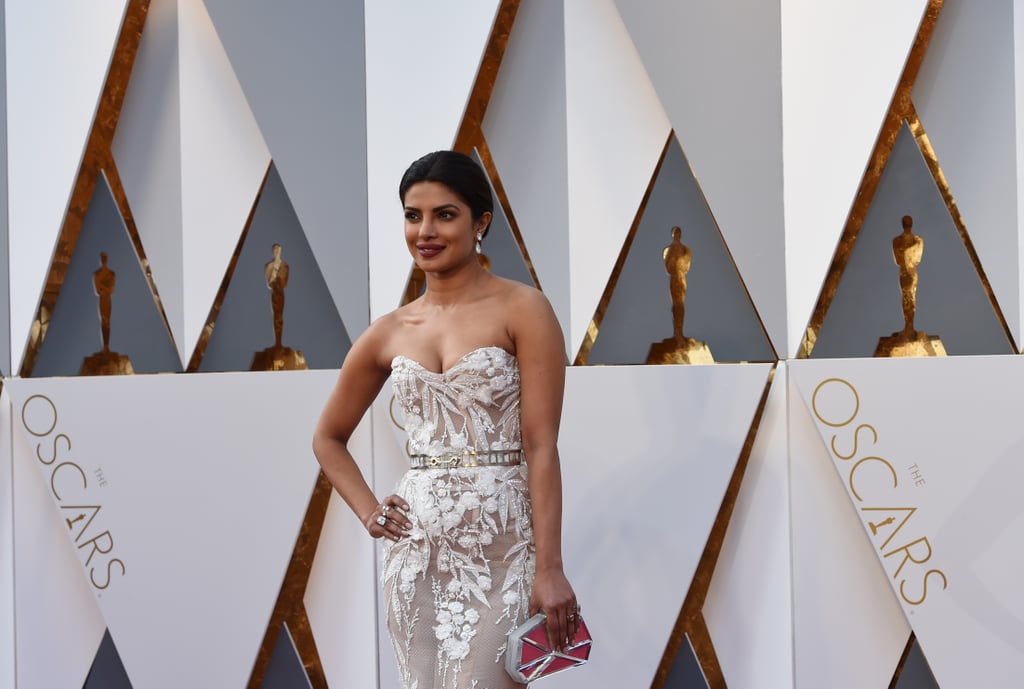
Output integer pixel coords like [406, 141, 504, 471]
[417, 217, 437, 239]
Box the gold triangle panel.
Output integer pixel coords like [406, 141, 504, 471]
[452, 0, 521, 153]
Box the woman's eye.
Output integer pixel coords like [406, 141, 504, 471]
[405, 212, 419, 221]
[439, 211, 454, 219]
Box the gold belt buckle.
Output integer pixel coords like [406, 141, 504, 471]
[424, 454, 459, 468]
[423, 449, 479, 468]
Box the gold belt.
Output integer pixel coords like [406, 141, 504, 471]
[409, 449, 524, 469]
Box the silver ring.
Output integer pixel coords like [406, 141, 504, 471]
[376, 515, 387, 526]
[382, 505, 391, 514]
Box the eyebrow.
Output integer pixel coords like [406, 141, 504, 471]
[404, 203, 460, 213]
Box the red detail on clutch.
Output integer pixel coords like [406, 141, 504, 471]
[504, 613, 593, 683]
[521, 639, 547, 665]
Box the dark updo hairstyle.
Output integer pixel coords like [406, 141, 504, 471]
[399, 150, 494, 236]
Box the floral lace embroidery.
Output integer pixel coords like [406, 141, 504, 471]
[392, 346, 521, 455]
[384, 347, 535, 689]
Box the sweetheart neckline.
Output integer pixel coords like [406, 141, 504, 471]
[393, 345, 516, 376]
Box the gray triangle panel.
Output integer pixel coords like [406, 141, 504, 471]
[83, 629, 133, 689]
[812, 122, 1013, 357]
[893, 636, 941, 689]
[33, 172, 183, 376]
[259, 623, 313, 689]
[472, 149, 536, 288]
[663, 634, 710, 689]
[588, 137, 775, 364]
[200, 163, 351, 372]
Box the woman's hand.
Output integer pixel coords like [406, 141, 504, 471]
[363, 494, 413, 541]
[529, 568, 579, 651]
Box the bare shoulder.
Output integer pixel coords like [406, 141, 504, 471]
[499, 278, 553, 316]
[497, 279, 563, 352]
[348, 309, 403, 370]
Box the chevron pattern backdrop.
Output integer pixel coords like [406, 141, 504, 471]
[2, 1, 1023, 688]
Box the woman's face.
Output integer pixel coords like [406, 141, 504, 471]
[403, 181, 490, 274]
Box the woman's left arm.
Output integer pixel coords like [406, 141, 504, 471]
[511, 286, 579, 651]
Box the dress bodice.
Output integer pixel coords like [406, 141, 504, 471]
[391, 345, 522, 456]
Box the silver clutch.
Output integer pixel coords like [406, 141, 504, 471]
[504, 612, 592, 683]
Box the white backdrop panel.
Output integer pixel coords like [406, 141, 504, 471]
[178, 0, 271, 362]
[479, 0, 569, 343]
[365, 0, 499, 318]
[564, 0, 671, 356]
[482, 0, 571, 354]
[12, 388, 107, 689]
[705, 366, 792, 689]
[551, 363, 772, 688]
[792, 356, 1024, 688]
[1018, 0, 1024, 344]
[788, 363, 909, 689]
[1, 388, 15, 689]
[6, 370, 336, 689]
[6, 0, 128, 373]
[0, 2, 9, 377]
[305, 410, 379, 689]
[616, 0, 787, 355]
[781, 0, 928, 357]
[111, 0, 184, 365]
[913, 0, 1020, 347]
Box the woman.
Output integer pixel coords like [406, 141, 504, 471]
[313, 150, 578, 688]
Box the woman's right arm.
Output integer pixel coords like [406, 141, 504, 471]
[312, 326, 396, 532]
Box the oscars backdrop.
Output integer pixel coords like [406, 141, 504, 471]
[2, 1, 1023, 688]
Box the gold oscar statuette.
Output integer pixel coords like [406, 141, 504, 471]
[80, 252, 135, 375]
[251, 243, 309, 371]
[874, 215, 947, 357]
[646, 226, 714, 365]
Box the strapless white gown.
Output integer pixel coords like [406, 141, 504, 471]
[384, 346, 535, 689]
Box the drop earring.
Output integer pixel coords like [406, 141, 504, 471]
[475, 233, 483, 254]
